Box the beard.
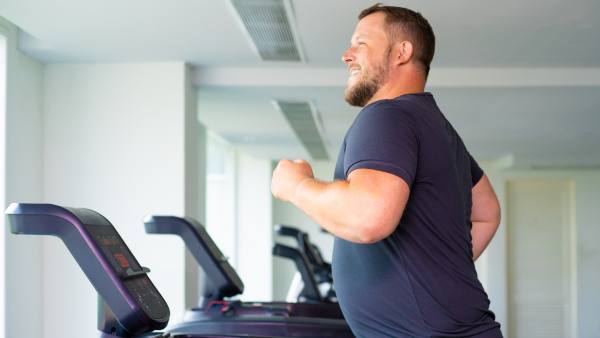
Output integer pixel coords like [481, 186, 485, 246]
[344, 61, 388, 107]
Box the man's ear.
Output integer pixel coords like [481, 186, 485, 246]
[393, 41, 414, 66]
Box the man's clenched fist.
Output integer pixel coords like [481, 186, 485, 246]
[271, 159, 314, 203]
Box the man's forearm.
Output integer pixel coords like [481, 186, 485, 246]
[471, 220, 500, 260]
[470, 175, 501, 261]
[292, 178, 381, 243]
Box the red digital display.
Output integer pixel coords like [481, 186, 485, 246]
[113, 253, 131, 268]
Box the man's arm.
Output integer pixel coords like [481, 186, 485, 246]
[470, 174, 501, 260]
[271, 160, 410, 244]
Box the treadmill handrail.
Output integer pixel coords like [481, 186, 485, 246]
[272, 243, 322, 302]
[144, 215, 244, 305]
[274, 224, 326, 269]
[273, 224, 302, 239]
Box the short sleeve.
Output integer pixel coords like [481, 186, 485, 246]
[469, 154, 484, 186]
[344, 101, 418, 186]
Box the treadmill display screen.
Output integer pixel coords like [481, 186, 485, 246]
[84, 223, 169, 321]
[85, 224, 141, 274]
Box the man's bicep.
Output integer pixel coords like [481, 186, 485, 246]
[348, 168, 410, 238]
[471, 174, 500, 223]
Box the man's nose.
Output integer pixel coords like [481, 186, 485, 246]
[342, 48, 355, 64]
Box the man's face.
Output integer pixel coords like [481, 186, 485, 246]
[343, 12, 391, 107]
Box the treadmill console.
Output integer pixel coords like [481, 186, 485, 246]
[5, 203, 169, 336]
[85, 223, 169, 322]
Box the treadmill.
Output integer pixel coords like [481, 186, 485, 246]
[3, 203, 328, 338]
[143, 216, 352, 337]
[5, 203, 281, 338]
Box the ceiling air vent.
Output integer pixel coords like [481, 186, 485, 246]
[230, 0, 305, 61]
[275, 101, 329, 160]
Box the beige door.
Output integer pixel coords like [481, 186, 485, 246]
[507, 180, 575, 338]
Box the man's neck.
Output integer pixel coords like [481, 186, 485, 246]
[365, 73, 426, 106]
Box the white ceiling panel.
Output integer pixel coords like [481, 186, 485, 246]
[1, 0, 599, 67]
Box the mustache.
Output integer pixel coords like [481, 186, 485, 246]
[347, 64, 361, 71]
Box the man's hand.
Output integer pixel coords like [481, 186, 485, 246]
[271, 159, 314, 203]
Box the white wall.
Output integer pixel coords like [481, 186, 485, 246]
[235, 151, 273, 301]
[1, 16, 44, 338]
[271, 160, 336, 300]
[42, 62, 199, 337]
[482, 169, 600, 338]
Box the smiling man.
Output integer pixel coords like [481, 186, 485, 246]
[271, 3, 502, 338]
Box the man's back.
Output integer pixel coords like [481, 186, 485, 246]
[332, 93, 502, 338]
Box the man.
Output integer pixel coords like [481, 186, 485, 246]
[271, 3, 502, 338]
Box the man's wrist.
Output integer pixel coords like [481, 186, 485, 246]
[292, 177, 313, 205]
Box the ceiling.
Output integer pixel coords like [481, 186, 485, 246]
[1, 0, 600, 168]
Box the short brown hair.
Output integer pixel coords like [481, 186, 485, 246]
[359, 3, 435, 76]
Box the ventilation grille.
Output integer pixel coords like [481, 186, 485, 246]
[275, 101, 329, 160]
[231, 0, 302, 61]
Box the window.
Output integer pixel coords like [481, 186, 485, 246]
[205, 131, 238, 268]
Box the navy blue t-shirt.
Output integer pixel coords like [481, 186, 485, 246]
[332, 93, 502, 338]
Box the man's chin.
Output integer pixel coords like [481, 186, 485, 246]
[345, 84, 376, 107]
[344, 93, 365, 107]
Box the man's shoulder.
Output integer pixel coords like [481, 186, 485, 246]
[363, 98, 411, 112]
[355, 99, 419, 129]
